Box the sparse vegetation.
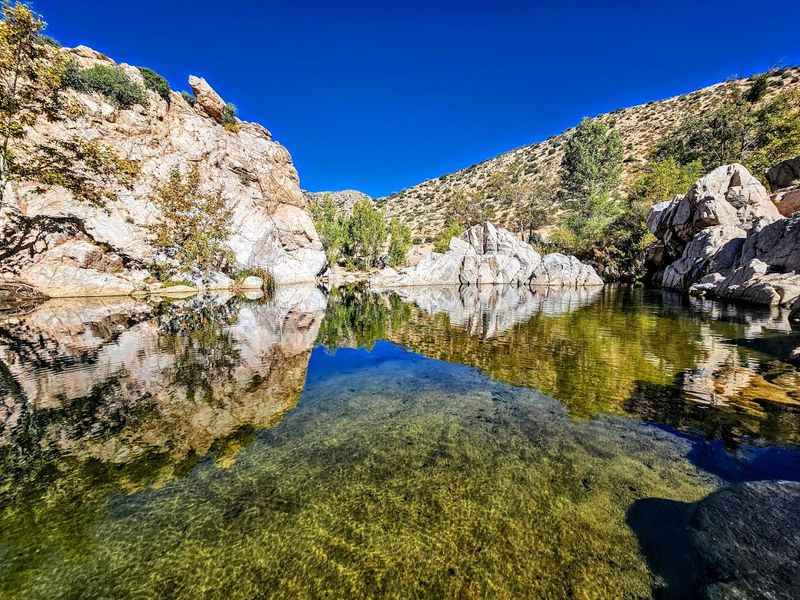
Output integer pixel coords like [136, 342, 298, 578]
[65, 63, 148, 109]
[433, 220, 464, 253]
[181, 91, 196, 106]
[387, 218, 412, 267]
[149, 165, 235, 279]
[222, 102, 239, 132]
[0, 2, 139, 265]
[137, 66, 170, 101]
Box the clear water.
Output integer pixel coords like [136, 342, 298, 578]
[0, 285, 798, 599]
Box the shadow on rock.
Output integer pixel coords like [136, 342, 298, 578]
[628, 481, 800, 599]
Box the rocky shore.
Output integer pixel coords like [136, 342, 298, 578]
[647, 159, 800, 325]
[370, 222, 603, 288]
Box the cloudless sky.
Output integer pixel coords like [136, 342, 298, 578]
[34, 1, 800, 197]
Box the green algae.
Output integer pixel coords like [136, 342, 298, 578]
[0, 353, 717, 599]
[0, 286, 798, 599]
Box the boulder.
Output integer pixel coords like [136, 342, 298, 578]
[648, 163, 800, 308]
[767, 156, 800, 190]
[370, 223, 602, 288]
[661, 225, 746, 290]
[529, 253, 604, 287]
[647, 164, 780, 256]
[688, 481, 800, 599]
[188, 75, 227, 123]
[776, 189, 800, 217]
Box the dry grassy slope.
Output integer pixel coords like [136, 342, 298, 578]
[379, 67, 800, 240]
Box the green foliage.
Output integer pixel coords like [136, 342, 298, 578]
[629, 158, 703, 206]
[747, 89, 800, 181]
[346, 198, 388, 270]
[745, 73, 770, 103]
[149, 165, 235, 278]
[310, 194, 348, 265]
[232, 267, 274, 294]
[433, 219, 464, 253]
[137, 66, 170, 101]
[510, 179, 557, 242]
[181, 91, 196, 106]
[654, 86, 800, 179]
[222, 102, 239, 132]
[387, 218, 412, 267]
[552, 190, 625, 257]
[560, 117, 623, 202]
[66, 63, 148, 109]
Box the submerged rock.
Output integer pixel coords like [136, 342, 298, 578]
[371, 222, 602, 288]
[689, 481, 800, 599]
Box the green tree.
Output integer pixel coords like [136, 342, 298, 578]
[149, 165, 234, 278]
[346, 198, 387, 270]
[387, 218, 412, 267]
[310, 193, 348, 265]
[433, 219, 464, 253]
[552, 190, 624, 256]
[629, 158, 703, 206]
[560, 117, 623, 203]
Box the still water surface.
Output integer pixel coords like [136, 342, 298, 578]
[0, 285, 798, 599]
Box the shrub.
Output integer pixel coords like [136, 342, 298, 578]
[222, 102, 239, 132]
[433, 220, 464, 253]
[387, 218, 412, 267]
[346, 198, 387, 270]
[66, 63, 148, 109]
[149, 165, 235, 278]
[137, 66, 170, 101]
[310, 194, 348, 265]
[181, 91, 196, 106]
[629, 158, 703, 206]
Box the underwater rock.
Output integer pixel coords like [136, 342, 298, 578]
[688, 480, 800, 599]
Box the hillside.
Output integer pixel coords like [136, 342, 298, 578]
[380, 67, 800, 239]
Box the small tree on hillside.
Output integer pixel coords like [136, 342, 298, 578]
[346, 198, 387, 270]
[149, 165, 234, 278]
[560, 117, 623, 204]
[387, 218, 412, 267]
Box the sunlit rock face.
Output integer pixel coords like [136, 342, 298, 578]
[370, 223, 603, 288]
[0, 287, 326, 468]
[648, 161, 800, 311]
[1, 47, 325, 297]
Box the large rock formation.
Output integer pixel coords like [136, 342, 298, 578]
[370, 222, 603, 288]
[647, 161, 800, 314]
[0, 46, 326, 297]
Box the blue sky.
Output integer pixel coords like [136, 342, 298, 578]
[35, 1, 800, 197]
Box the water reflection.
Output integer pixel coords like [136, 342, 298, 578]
[0, 284, 799, 598]
[0, 287, 326, 491]
[317, 286, 800, 445]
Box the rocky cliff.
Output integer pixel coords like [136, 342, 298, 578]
[380, 68, 800, 239]
[647, 160, 800, 320]
[1, 45, 326, 297]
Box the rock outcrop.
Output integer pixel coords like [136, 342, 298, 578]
[647, 161, 800, 314]
[370, 222, 603, 288]
[1, 46, 326, 298]
[688, 481, 800, 599]
[304, 189, 371, 215]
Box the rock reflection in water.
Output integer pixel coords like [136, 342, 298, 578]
[0, 286, 326, 487]
[316, 285, 800, 445]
